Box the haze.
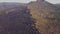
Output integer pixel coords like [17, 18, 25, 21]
[0, 0, 60, 4]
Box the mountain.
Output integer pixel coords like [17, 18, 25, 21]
[0, 2, 27, 11]
[0, 0, 60, 34]
[27, 0, 60, 34]
[54, 4, 60, 9]
[0, 2, 39, 34]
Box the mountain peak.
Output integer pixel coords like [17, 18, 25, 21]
[37, 0, 45, 2]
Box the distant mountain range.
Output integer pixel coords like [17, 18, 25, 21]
[54, 4, 60, 9]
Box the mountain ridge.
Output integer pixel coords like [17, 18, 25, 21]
[0, 0, 60, 34]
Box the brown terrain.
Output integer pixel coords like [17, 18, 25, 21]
[0, 0, 60, 34]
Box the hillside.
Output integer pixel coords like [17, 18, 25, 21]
[27, 0, 60, 34]
[0, 2, 39, 34]
[0, 2, 27, 11]
[0, 0, 60, 34]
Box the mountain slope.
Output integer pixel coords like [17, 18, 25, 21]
[0, 0, 60, 34]
[54, 4, 60, 9]
[0, 3, 39, 34]
[27, 0, 60, 34]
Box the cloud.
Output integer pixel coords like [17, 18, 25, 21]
[46, 0, 60, 4]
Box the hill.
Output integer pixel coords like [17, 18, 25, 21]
[0, 0, 60, 34]
[0, 2, 39, 34]
[54, 4, 60, 9]
[27, 0, 60, 34]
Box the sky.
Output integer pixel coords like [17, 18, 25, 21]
[0, 0, 35, 3]
[46, 0, 60, 4]
[0, 0, 60, 4]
